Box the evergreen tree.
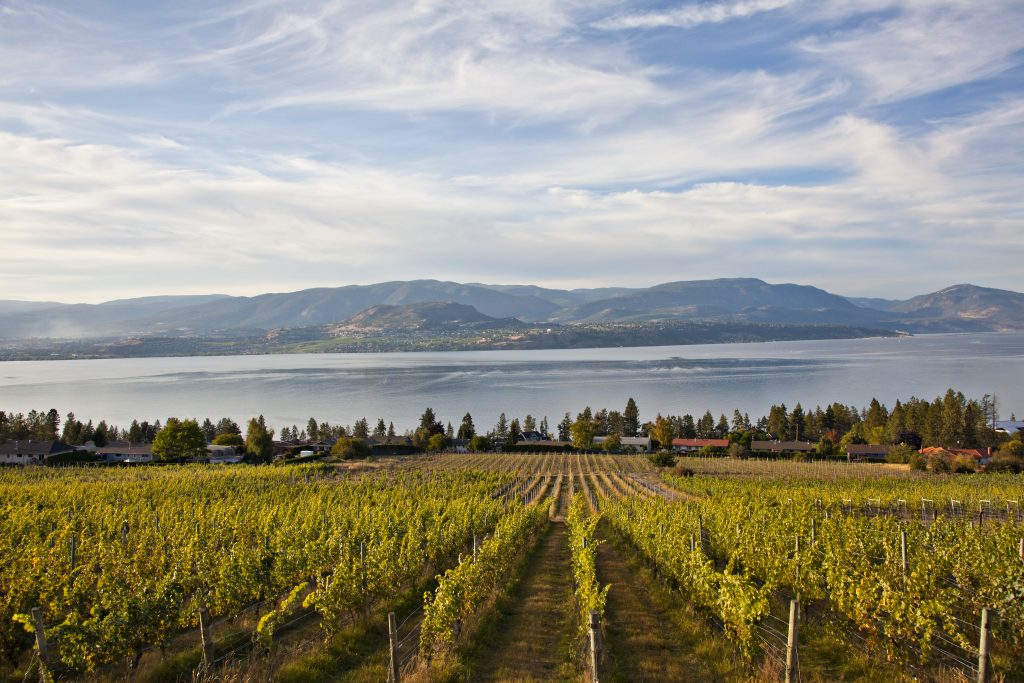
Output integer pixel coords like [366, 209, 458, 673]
[373, 419, 387, 438]
[540, 416, 550, 438]
[508, 418, 522, 447]
[216, 417, 241, 436]
[457, 413, 475, 440]
[245, 415, 275, 462]
[523, 414, 536, 433]
[558, 413, 572, 441]
[306, 417, 319, 442]
[494, 413, 509, 444]
[353, 418, 370, 440]
[623, 398, 640, 437]
[679, 414, 697, 439]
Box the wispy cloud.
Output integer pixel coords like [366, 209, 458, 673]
[595, 0, 796, 31]
[0, 1, 1022, 300]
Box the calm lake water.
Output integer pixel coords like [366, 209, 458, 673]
[1, 333, 1022, 433]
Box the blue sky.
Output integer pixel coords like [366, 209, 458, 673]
[2, 0, 1023, 303]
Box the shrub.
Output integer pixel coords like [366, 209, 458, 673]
[330, 437, 370, 460]
[648, 450, 676, 467]
[469, 435, 492, 452]
[886, 444, 917, 464]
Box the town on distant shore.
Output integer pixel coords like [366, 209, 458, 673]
[3, 389, 1023, 474]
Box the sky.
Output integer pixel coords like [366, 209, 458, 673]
[2, 0, 1023, 304]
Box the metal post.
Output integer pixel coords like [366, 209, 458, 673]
[388, 612, 401, 683]
[785, 599, 798, 683]
[977, 608, 991, 683]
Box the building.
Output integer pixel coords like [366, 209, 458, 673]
[519, 431, 545, 442]
[995, 420, 1024, 437]
[845, 444, 892, 462]
[0, 440, 75, 466]
[94, 442, 153, 464]
[593, 436, 653, 452]
[671, 438, 729, 453]
[751, 440, 816, 455]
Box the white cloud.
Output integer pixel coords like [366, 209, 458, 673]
[595, 0, 796, 31]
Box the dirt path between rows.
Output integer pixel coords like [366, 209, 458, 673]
[470, 522, 579, 683]
[595, 521, 737, 682]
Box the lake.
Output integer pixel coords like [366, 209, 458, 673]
[1, 333, 1022, 433]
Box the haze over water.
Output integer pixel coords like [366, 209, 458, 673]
[1, 333, 1021, 433]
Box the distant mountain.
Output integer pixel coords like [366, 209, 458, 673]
[136, 280, 559, 334]
[327, 302, 525, 332]
[884, 284, 1024, 331]
[546, 278, 881, 325]
[845, 296, 901, 311]
[0, 278, 1021, 341]
[0, 294, 230, 339]
[0, 300, 64, 315]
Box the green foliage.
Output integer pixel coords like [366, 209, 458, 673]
[331, 437, 370, 460]
[566, 495, 609, 637]
[419, 502, 548, 656]
[469, 435, 493, 452]
[570, 418, 596, 450]
[211, 432, 244, 447]
[427, 433, 451, 452]
[151, 417, 206, 461]
[245, 415, 274, 462]
[648, 450, 676, 467]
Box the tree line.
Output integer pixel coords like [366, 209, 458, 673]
[1, 390, 1017, 463]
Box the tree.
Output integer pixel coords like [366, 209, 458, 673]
[212, 432, 244, 447]
[331, 437, 370, 460]
[715, 414, 730, 439]
[570, 418, 596, 451]
[216, 417, 241, 436]
[373, 419, 387, 439]
[387, 421, 396, 439]
[93, 421, 110, 448]
[419, 408, 439, 432]
[353, 418, 370, 440]
[557, 413, 572, 441]
[427, 433, 451, 452]
[306, 417, 319, 442]
[128, 419, 143, 443]
[469, 435, 492, 452]
[457, 413, 475, 440]
[679, 414, 697, 439]
[245, 415, 274, 462]
[523, 414, 536, 433]
[602, 432, 621, 453]
[650, 414, 675, 450]
[152, 418, 207, 461]
[540, 416, 550, 438]
[623, 398, 640, 437]
[494, 413, 509, 444]
[508, 418, 522, 448]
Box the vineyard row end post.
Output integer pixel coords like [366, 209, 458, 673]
[589, 610, 602, 683]
[388, 612, 401, 683]
[199, 607, 215, 665]
[31, 607, 50, 668]
[977, 607, 992, 683]
[785, 599, 798, 683]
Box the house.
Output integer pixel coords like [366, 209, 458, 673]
[94, 442, 153, 464]
[207, 444, 243, 464]
[751, 440, 816, 454]
[671, 438, 729, 453]
[845, 444, 891, 462]
[520, 431, 545, 442]
[593, 436, 652, 452]
[995, 420, 1024, 437]
[949, 447, 993, 465]
[0, 440, 75, 466]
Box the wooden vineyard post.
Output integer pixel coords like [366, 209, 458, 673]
[785, 599, 798, 683]
[388, 612, 401, 683]
[199, 607, 215, 665]
[977, 608, 991, 683]
[69, 535, 77, 571]
[1019, 537, 1023, 561]
[588, 610, 602, 683]
[473, 534, 479, 561]
[31, 607, 50, 668]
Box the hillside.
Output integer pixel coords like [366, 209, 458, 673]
[327, 301, 526, 332]
[0, 278, 1021, 341]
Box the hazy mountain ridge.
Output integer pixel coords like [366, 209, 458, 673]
[327, 301, 526, 332]
[0, 279, 1021, 341]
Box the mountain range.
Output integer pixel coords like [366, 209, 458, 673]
[1, 279, 1022, 341]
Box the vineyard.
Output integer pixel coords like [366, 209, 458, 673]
[1, 455, 1022, 682]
